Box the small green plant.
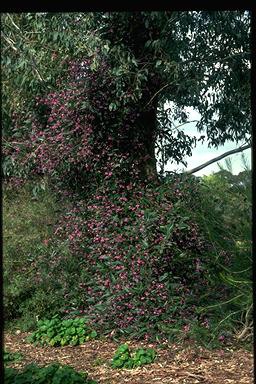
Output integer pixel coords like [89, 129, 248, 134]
[27, 316, 97, 347]
[4, 362, 97, 384]
[4, 350, 23, 365]
[111, 344, 133, 369]
[111, 344, 156, 369]
[132, 347, 157, 367]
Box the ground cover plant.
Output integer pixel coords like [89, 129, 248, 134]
[27, 316, 97, 347]
[4, 350, 23, 365]
[111, 344, 156, 369]
[4, 362, 97, 384]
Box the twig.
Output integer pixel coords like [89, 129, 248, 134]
[181, 371, 205, 379]
[7, 13, 21, 31]
[1, 32, 18, 52]
[144, 82, 175, 109]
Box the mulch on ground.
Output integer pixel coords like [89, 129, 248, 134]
[4, 331, 253, 384]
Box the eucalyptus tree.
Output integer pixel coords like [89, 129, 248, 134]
[2, 11, 251, 184]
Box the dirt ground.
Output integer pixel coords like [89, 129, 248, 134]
[4, 331, 253, 383]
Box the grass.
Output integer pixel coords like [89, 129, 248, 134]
[3, 178, 70, 328]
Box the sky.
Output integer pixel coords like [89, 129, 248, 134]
[157, 107, 251, 177]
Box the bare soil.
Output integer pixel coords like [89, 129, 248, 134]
[4, 332, 253, 383]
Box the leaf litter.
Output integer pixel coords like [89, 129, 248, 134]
[4, 332, 253, 384]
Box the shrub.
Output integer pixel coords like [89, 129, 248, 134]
[3, 180, 87, 329]
[194, 168, 252, 344]
[27, 316, 97, 347]
[5, 169, 250, 345]
[3, 49, 224, 343]
[57, 174, 218, 341]
[4, 362, 97, 384]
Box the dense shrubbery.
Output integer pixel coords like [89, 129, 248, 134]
[44, 172, 218, 341]
[3, 161, 251, 346]
[3, 180, 80, 329]
[197, 167, 252, 342]
[0, 176, 223, 343]
[3, 54, 151, 194]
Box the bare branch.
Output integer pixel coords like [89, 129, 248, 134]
[185, 143, 251, 175]
[174, 120, 199, 130]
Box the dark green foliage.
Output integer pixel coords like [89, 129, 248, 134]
[2, 12, 251, 185]
[3, 180, 85, 328]
[3, 180, 60, 322]
[4, 363, 97, 384]
[197, 167, 252, 342]
[3, 165, 252, 347]
[27, 316, 97, 347]
[4, 350, 23, 365]
[133, 348, 156, 367]
[111, 344, 156, 369]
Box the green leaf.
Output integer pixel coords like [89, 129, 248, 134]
[112, 359, 123, 368]
[124, 360, 134, 369]
[69, 327, 76, 335]
[159, 272, 169, 282]
[117, 344, 129, 353]
[60, 338, 68, 346]
[109, 102, 117, 111]
[53, 32, 59, 41]
[90, 330, 97, 338]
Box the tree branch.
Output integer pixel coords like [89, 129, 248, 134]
[3, 15, 46, 84]
[144, 82, 175, 109]
[174, 120, 199, 130]
[184, 143, 251, 175]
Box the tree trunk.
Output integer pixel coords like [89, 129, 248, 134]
[135, 96, 159, 183]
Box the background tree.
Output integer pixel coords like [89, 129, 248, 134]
[2, 11, 251, 185]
